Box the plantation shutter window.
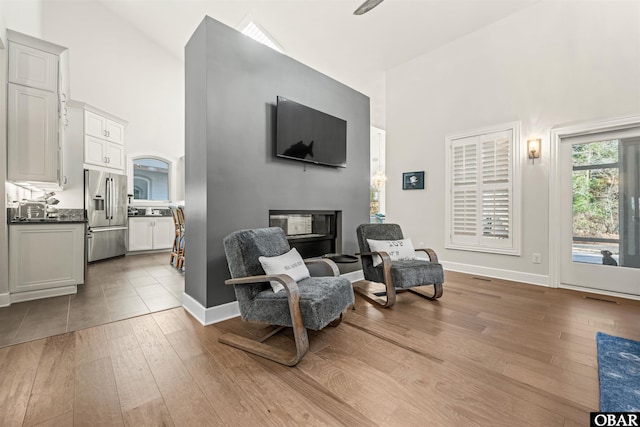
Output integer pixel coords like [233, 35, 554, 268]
[451, 140, 478, 245]
[445, 124, 520, 255]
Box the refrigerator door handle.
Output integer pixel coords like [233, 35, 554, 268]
[90, 226, 128, 232]
[112, 178, 116, 220]
[109, 178, 114, 220]
[105, 177, 110, 220]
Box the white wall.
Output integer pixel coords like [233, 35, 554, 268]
[386, 1, 640, 283]
[1, 0, 41, 39]
[39, 0, 185, 207]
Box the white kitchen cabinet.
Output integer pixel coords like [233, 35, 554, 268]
[67, 101, 127, 173]
[8, 41, 58, 92]
[105, 120, 125, 144]
[84, 110, 125, 144]
[84, 135, 125, 170]
[6, 32, 68, 188]
[9, 224, 84, 298]
[105, 140, 125, 169]
[128, 217, 174, 251]
[7, 83, 59, 183]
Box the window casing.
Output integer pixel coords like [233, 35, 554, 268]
[445, 122, 521, 255]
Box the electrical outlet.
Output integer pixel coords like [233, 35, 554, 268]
[532, 253, 542, 264]
[418, 241, 425, 248]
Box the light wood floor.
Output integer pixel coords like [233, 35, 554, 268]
[1, 271, 639, 426]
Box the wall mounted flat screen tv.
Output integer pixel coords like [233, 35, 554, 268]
[276, 96, 347, 168]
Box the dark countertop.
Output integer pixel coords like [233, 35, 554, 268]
[128, 213, 172, 218]
[7, 208, 86, 225]
[128, 208, 172, 217]
[9, 218, 87, 225]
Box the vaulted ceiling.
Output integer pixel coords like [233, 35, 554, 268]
[97, 0, 538, 127]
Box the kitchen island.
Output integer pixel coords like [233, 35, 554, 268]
[8, 210, 85, 304]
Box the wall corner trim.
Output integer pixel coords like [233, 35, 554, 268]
[0, 293, 10, 307]
[182, 293, 240, 326]
[441, 261, 549, 287]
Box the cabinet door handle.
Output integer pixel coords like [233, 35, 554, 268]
[107, 157, 110, 164]
[103, 130, 108, 137]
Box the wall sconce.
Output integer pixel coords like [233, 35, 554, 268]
[527, 139, 541, 163]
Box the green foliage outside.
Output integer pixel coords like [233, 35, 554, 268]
[572, 140, 619, 239]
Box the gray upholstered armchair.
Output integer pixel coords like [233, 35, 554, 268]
[222, 227, 354, 366]
[356, 223, 444, 308]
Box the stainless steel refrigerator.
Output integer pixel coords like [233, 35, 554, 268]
[85, 169, 128, 262]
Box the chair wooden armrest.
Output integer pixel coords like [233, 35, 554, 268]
[357, 251, 392, 267]
[225, 273, 298, 292]
[304, 258, 340, 277]
[355, 251, 395, 307]
[415, 248, 439, 263]
[223, 273, 308, 366]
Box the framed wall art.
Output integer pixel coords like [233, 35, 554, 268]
[402, 171, 425, 190]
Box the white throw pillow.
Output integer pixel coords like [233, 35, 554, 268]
[366, 238, 417, 267]
[259, 247, 310, 293]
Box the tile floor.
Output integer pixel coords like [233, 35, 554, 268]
[0, 252, 184, 348]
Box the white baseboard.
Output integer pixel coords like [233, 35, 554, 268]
[0, 293, 10, 307]
[341, 270, 364, 283]
[558, 283, 640, 302]
[441, 261, 550, 287]
[182, 292, 240, 326]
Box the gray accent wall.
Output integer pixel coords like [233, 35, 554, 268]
[185, 16, 370, 308]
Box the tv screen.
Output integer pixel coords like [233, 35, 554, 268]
[276, 96, 347, 168]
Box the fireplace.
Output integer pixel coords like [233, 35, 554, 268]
[269, 210, 341, 258]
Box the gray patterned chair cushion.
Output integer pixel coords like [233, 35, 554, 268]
[241, 276, 354, 330]
[356, 223, 444, 287]
[385, 260, 444, 289]
[223, 227, 354, 331]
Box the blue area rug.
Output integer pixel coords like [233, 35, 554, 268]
[596, 332, 640, 411]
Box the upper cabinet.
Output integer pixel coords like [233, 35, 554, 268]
[85, 110, 125, 145]
[66, 101, 127, 173]
[6, 31, 68, 188]
[8, 42, 59, 92]
[7, 84, 59, 183]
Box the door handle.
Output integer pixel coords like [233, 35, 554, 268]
[110, 178, 115, 220]
[105, 178, 110, 220]
[90, 226, 128, 232]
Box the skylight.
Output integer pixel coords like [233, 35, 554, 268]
[240, 20, 283, 53]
